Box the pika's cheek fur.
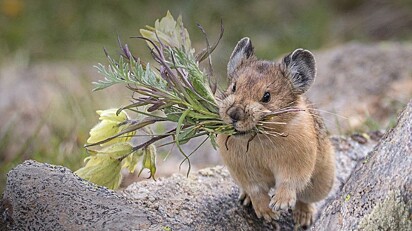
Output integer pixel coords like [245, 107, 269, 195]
[218, 95, 235, 125]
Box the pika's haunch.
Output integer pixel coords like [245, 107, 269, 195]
[217, 37, 335, 228]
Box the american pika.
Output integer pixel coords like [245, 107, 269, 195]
[217, 37, 335, 228]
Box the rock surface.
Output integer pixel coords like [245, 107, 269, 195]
[1, 132, 380, 230]
[0, 161, 151, 231]
[309, 42, 412, 133]
[312, 100, 412, 230]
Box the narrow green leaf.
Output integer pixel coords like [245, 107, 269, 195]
[175, 109, 192, 175]
[177, 126, 197, 145]
[209, 133, 219, 150]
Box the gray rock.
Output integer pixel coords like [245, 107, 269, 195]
[312, 100, 412, 230]
[1, 132, 379, 230]
[1, 161, 150, 231]
[309, 42, 412, 133]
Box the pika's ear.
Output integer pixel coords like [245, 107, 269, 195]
[282, 49, 316, 94]
[227, 37, 254, 78]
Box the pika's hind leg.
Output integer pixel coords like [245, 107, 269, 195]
[293, 200, 315, 229]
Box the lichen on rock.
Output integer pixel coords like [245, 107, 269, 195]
[359, 190, 412, 230]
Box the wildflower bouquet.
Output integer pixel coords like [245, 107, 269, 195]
[75, 12, 233, 189]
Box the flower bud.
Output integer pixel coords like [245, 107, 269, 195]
[138, 144, 157, 179]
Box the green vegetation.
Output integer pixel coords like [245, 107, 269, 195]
[75, 12, 301, 189]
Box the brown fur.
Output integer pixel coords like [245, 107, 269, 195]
[217, 47, 335, 228]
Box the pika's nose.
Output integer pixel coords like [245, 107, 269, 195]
[227, 107, 245, 123]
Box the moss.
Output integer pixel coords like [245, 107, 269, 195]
[359, 190, 412, 230]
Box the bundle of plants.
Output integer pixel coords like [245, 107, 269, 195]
[75, 12, 301, 189]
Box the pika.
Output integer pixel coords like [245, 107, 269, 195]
[217, 37, 335, 228]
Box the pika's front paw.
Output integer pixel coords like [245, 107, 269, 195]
[269, 191, 296, 211]
[252, 202, 280, 222]
[293, 201, 315, 229]
[247, 193, 280, 222]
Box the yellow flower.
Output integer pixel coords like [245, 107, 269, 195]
[75, 154, 123, 189]
[87, 108, 135, 146]
[99, 142, 134, 158]
[76, 142, 138, 189]
[97, 108, 128, 122]
[122, 149, 143, 173]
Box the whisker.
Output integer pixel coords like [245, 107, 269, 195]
[279, 105, 297, 110]
[307, 108, 348, 120]
[258, 121, 287, 125]
[303, 111, 343, 125]
[257, 127, 277, 147]
[258, 126, 288, 137]
[257, 124, 287, 137]
[262, 107, 304, 120]
[251, 103, 300, 120]
[259, 130, 282, 138]
[258, 123, 282, 129]
[287, 101, 296, 106]
[253, 127, 265, 150]
[278, 101, 298, 110]
[304, 102, 348, 120]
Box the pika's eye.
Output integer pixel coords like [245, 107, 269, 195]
[231, 83, 236, 93]
[261, 92, 271, 103]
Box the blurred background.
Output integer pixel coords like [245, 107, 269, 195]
[1, 0, 412, 192]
